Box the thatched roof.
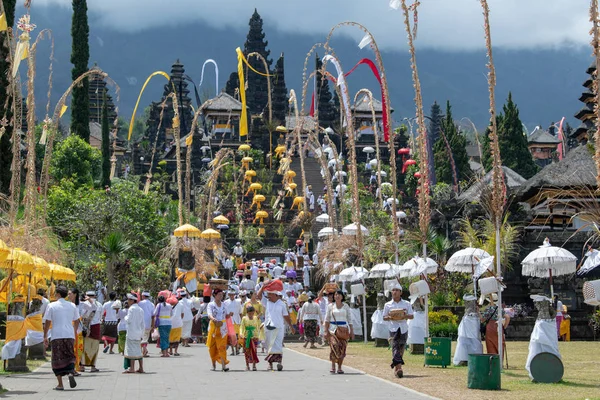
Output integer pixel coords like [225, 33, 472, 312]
[254, 246, 286, 256]
[285, 116, 317, 131]
[518, 144, 596, 200]
[459, 166, 526, 201]
[202, 92, 243, 112]
[528, 127, 559, 145]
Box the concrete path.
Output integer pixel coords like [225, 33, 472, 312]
[1, 343, 434, 400]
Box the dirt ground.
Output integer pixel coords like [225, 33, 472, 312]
[287, 341, 600, 400]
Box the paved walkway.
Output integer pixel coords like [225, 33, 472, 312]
[1, 343, 434, 400]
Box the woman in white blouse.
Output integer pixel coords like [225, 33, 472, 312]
[300, 293, 322, 348]
[206, 289, 229, 371]
[324, 290, 354, 374]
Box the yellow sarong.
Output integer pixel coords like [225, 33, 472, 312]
[206, 321, 229, 365]
[169, 327, 182, 344]
[560, 319, 570, 341]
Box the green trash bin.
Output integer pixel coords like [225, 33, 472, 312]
[467, 354, 501, 390]
[424, 337, 451, 368]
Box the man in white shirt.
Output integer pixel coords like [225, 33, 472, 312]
[138, 292, 154, 357]
[272, 263, 284, 279]
[123, 293, 145, 374]
[224, 257, 234, 280]
[303, 263, 311, 290]
[233, 242, 245, 265]
[251, 263, 259, 283]
[180, 290, 194, 347]
[43, 285, 80, 390]
[257, 288, 295, 371]
[102, 292, 119, 354]
[240, 274, 256, 291]
[80, 291, 102, 372]
[170, 299, 184, 356]
[95, 281, 107, 305]
[383, 282, 414, 378]
[224, 290, 242, 355]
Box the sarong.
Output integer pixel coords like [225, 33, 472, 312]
[390, 329, 408, 368]
[124, 338, 143, 360]
[304, 320, 318, 343]
[244, 338, 260, 364]
[206, 321, 229, 365]
[560, 319, 570, 341]
[51, 338, 75, 376]
[74, 332, 84, 371]
[169, 327, 182, 344]
[526, 319, 561, 379]
[485, 320, 505, 355]
[555, 315, 564, 337]
[82, 324, 101, 366]
[141, 329, 150, 348]
[101, 321, 118, 343]
[118, 331, 127, 354]
[265, 326, 284, 364]
[182, 321, 192, 339]
[158, 325, 171, 351]
[329, 334, 348, 363]
[191, 313, 203, 337]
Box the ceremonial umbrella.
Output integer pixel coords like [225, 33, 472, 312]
[445, 247, 492, 293]
[0, 239, 9, 263]
[337, 266, 369, 282]
[174, 224, 202, 238]
[216, 224, 229, 231]
[0, 249, 35, 275]
[578, 248, 600, 275]
[213, 215, 230, 225]
[318, 227, 338, 239]
[316, 213, 330, 223]
[522, 239, 577, 298]
[342, 223, 369, 236]
[368, 263, 395, 278]
[49, 264, 77, 281]
[404, 256, 438, 278]
[200, 229, 221, 240]
[32, 256, 50, 278]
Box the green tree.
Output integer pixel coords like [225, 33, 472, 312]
[434, 101, 470, 184]
[482, 93, 538, 179]
[0, 0, 16, 195]
[70, 0, 91, 141]
[101, 231, 132, 292]
[427, 101, 443, 184]
[271, 53, 288, 125]
[50, 135, 101, 187]
[243, 9, 272, 115]
[101, 92, 110, 188]
[315, 55, 336, 129]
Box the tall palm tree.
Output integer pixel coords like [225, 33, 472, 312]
[101, 231, 132, 292]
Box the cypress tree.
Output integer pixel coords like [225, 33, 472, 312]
[482, 93, 538, 179]
[427, 101, 443, 185]
[101, 91, 110, 188]
[224, 72, 239, 98]
[271, 53, 288, 125]
[243, 9, 272, 115]
[433, 101, 470, 184]
[0, 0, 16, 195]
[315, 55, 335, 129]
[70, 0, 91, 142]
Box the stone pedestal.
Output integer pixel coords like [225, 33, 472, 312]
[27, 343, 47, 361]
[410, 343, 424, 354]
[5, 343, 29, 372]
[375, 338, 388, 348]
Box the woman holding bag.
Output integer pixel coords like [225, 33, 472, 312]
[324, 290, 354, 374]
[152, 295, 172, 358]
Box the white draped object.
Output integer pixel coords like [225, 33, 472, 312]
[446, 248, 492, 273]
[522, 244, 577, 278]
[322, 55, 352, 134]
[409, 280, 430, 299]
[349, 308, 363, 332]
[579, 249, 600, 275]
[370, 309, 389, 339]
[407, 311, 427, 345]
[478, 276, 499, 295]
[474, 256, 495, 279]
[453, 315, 483, 365]
[525, 320, 561, 379]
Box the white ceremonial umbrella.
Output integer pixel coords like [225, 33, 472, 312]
[473, 256, 495, 279]
[316, 213, 330, 223]
[446, 247, 492, 293]
[386, 197, 399, 206]
[578, 249, 600, 275]
[395, 211, 407, 219]
[368, 263, 395, 278]
[522, 238, 577, 298]
[369, 159, 378, 167]
[342, 223, 369, 236]
[335, 171, 347, 178]
[336, 184, 347, 193]
[337, 266, 369, 282]
[378, 170, 387, 177]
[317, 227, 338, 239]
[363, 146, 375, 154]
[404, 256, 439, 277]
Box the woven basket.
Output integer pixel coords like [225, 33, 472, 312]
[583, 279, 600, 306]
[479, 276, 499, 295]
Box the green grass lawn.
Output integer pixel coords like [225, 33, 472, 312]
[289, 341, 600, 400]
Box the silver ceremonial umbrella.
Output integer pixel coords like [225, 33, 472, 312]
[522, 239, 577, 298]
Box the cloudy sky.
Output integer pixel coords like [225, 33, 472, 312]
[34, 0, 591, 51]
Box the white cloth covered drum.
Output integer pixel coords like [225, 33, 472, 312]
[370, 309, 389, 339]
[453, 315, 483, 365]
[525, 319, 561, 379]
[407, 310, 426, 345]
[583, 279, 600, 306]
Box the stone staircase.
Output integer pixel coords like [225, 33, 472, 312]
[302, 156, 329, 239]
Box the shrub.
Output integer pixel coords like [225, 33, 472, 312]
[429, 322, 458, 340]
[429, 310, 458, 325]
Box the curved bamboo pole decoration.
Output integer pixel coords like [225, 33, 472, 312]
[40, 68, 120, 197]
[204, 149, 234, 229]
[23, 29, 53, 227]
[127, 71, 172, 141]
[590, 0, 600, 187]
[399, 2, 430, 251]
[246, 52, 272, 125]
[288, 90, 308, 204]
[144, 96, 172, 195]
[319, 55, 363, 255]
[307, 131, 338, 231]
[353, 88, 384, 207]
[170, 99, 184, 226]
[323, 22, 400, 246]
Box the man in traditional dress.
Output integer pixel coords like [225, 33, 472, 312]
[123, 293, 145, 374]
[80, 290, 102, 372]
[43, 285, 79, 391]
[101, 291, 118, 354]
[257, 285, 295, 371]
[383, 282, 413, 378]
[233, 242, 245, 266]
[224, 290, 242, 355]
[138, 291, 154, 357]
[179, 290, 194, 347]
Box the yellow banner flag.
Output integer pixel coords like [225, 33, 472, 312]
[0, 13, 7, 31]
[59, 105, 68, 118]
[185, 134, 193, 146]
[236, 47, 248, 137]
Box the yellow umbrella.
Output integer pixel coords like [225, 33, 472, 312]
[242, 156, 253, 170]
[201, 229, 221, 240]
[238, 144, 251, 152]
[32, 256, 51, 278]
[174, 224, 202, 238]
[0, 239, 9, 263]
[49, 263, 77, 281]
[276, 125, 287, 133]
[213, 215, 230, 225]
[0, 249, 35, 274]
